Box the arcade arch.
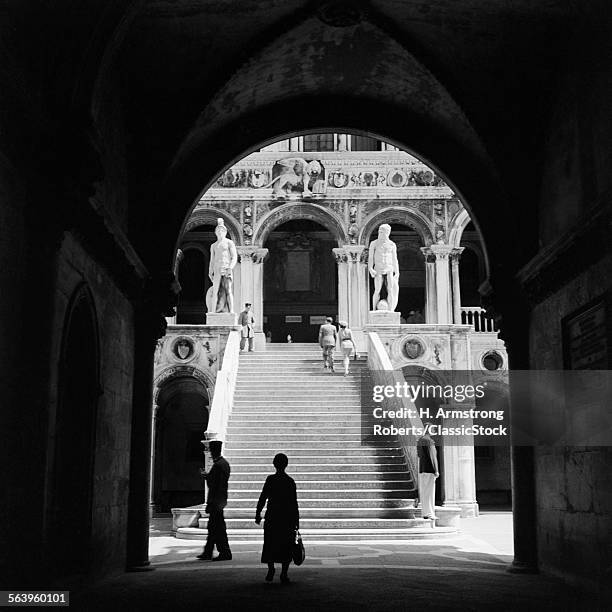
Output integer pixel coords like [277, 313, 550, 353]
[262, 219, 338, 342]
[152, 375, 210, 512]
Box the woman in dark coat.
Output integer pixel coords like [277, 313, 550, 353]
[255, 453, 300, 583]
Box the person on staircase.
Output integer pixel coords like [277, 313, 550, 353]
[338, 321, 357, 376]
[255, 453, 300, 583]
[196, 440, 232, 561]
[239, 302, 255, 351]
[318, 316, 337, 372]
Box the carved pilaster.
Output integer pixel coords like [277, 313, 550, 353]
[333, 245, 369, 332]
[450, 247, 464, 324]
[421, 245, 454, 324]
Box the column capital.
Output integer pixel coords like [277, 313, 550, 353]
[333, 245, 368, 265]
[236, 246, 268, 264]
[450, 246, 465, 262]
[428, 244, 455, 259]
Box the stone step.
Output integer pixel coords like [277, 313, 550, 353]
[234, 387, 363, 392]
[225, 455, 406, 465]
[224, 507, 417, 519]
[227, 488, 416, 499]
[230, 411, 363, 417]
[228, 471, 412, 482]
[224, 443, 396, 451]
[226, 426, 364, 435]
[198, 518, 428, 529]
[229, 480, 415, 490]
[227, 462, 408, 472]
[231, 414, 364, 422]
[176, 526, 455, 541]
[224, 498, 416, 509]
[225, 436, 370, 444]
[223, 448, 402, 457]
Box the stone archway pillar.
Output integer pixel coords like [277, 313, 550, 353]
[149, 404, 160, 515]
[333, 245, 369, 352]
[450, 247, 464, 324]
[236, 247, 268, 350]
[421, 245, 453, 324]
[126, 308, 167, 571]
[422, 249, 437, 323]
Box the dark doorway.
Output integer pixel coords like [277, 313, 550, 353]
[263, 219, 338, 342]
[153, 378, 209, 511]
[49, 286, 99, 575]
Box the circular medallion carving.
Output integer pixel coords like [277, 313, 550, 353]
[172, 337, 195, 361]
[403, 338, 425, 360]
[482, 351, 504, 371]
[387, 168, 408, 187]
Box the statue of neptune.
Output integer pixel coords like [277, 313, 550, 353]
[368, 223, 400, 312]
[208, 218, 237, 313]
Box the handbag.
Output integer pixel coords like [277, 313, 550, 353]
[292, 529, 305, 566]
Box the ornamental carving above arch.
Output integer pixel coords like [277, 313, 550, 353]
[153, 365, 214, 405]
[253, 202, 348, 246]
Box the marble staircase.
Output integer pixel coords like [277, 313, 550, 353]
[176, 343, 457, 541]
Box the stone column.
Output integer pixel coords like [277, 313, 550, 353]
[337, 134, 349, 152]
[440, 415, 479, 517]
[149, 404, 159, 515]
[421, 245, 453, 324]
[333, 248, 349, 324]
[451, 247, 464, 324]
[333, 246, 369, 352]
[126, 306, 167, 571]
[236, 247, 268, 350]
[421, 248, 437, 323]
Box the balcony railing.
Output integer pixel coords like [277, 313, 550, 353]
[460, 307, 498, 333]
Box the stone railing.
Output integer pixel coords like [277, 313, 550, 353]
[460, 306, 498, 333]
[204, 330, 240, 442]
[367, 332, 420, 482]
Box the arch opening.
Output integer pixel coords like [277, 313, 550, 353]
[263, 219, 338, 343]
[152, 377, 210, 512]
[49, 285, 100, 575]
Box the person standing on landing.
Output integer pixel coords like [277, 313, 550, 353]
[417, 424, 439, 521]
[338, 321, 357, 376]
[239, 303, 255, 351]
[197, 440, 232, 561]
[318, 316, 337, 372]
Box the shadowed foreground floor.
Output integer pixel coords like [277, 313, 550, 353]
[72, 512, 609, 611]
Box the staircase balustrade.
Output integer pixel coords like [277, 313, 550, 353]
[367, 333, 420, 483]
[205, 331, 240, 442]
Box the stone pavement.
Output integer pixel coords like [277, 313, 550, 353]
[72, 512, 606, 611]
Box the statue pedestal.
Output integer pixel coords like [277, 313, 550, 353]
[368, 310, 401, 325]
[206, 312, 238, 326]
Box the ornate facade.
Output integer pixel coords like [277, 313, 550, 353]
[153, 135, 509, 515]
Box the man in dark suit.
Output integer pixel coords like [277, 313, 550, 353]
[239, 303, 255, 352]
[197, 440, 232, 561]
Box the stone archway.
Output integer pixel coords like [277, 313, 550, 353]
[48, 283, 100, 575]
[254, 202, 348, 247]
[261, 217, 339, 342]
[360, 206, 435, 247]
[152, 374, 210, 512]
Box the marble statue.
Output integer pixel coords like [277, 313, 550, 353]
[208, 218, 237, 313]
[368, 223, 399, 311]
[260, 157, 322, 196]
